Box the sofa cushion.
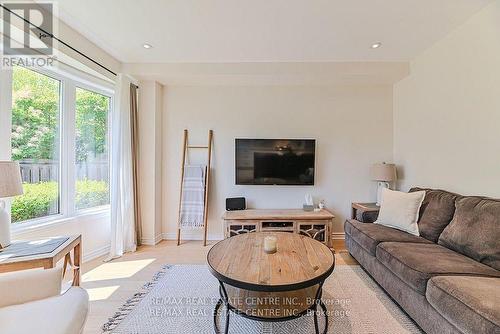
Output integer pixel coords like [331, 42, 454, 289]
[344, 219, 431, 256]
[0, 287, 89, 334]
[438, 196, 500, 271]
[427, 276, 500, 334]
[410, 187, 462, 242]
[376, 242, 500, 295]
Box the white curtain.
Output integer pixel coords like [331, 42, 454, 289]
[108, 74, 136, 260]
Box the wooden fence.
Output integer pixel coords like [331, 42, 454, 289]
[15, 160, 108, 219]
[19, 160, 109, 184]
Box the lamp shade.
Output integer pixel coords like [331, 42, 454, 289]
[370, 163, 397, 182]
[0, 161, 23, 198]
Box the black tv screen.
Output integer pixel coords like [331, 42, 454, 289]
[235, 139, 315, 185]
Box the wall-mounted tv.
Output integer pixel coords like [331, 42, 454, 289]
[235, 139, 316, 185]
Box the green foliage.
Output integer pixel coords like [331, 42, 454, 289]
[11, 66, 60, 161]
[76, 88, 109, 163]
[10, 66, 110, 223]
[11, 66, 109, 162]
[11, 182, 59, 222]
[76, 179, 110, 210]
[11, 180, 109, 223]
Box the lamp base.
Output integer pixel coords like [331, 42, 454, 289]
[0, 200, 11, 249]
[376, 182, 390, 206]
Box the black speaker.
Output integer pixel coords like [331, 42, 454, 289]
[226, 197, 246, 211]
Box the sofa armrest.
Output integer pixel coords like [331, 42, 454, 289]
[360, 210, 379, 223]
[0, 267, 62, 308]
[0, 287, 89, 334]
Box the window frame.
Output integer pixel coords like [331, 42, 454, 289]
[7, 64, 114, 233]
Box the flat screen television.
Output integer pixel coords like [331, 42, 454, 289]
[235, 139, 316, 185]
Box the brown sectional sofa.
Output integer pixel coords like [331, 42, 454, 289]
[345, 187, 500, 334]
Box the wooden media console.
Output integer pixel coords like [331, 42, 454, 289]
[222, 209, 335, 247]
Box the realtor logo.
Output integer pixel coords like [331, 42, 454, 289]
[2, 2, 54, 56]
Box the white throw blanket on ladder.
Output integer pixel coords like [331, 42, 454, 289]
[179, 165, 206, 229]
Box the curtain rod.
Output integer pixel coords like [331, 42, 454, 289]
[0, 4, 118, 77]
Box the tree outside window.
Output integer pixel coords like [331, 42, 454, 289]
[11, 66, 61, 223]
[10, 66, 110, 223]
[75, 87, 110, 211]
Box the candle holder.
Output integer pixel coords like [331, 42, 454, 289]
[263, 236, 277, 254]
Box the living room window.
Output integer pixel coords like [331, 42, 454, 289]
[75, 87, 110, 211]
[9, 65, 113, 225]
[11, 67, 62, 223]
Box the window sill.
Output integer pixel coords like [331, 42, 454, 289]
[11, 206, 110, 237]
[76, 205, 111, 217]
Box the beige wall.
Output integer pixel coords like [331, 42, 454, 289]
[393, 1, 500, 197]
[138, 81, 163, 245]
[56, 19, 122, 79]
[161, 84, 394, 240]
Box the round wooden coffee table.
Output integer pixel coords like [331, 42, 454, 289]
[207, 232, 335, 334]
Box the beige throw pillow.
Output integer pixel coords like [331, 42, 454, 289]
[375, 188, 425, 236]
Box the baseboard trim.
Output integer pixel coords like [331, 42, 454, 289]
[141, 233, 163, 246]
[163, 232, 344, 241]
[162, 232, 223, 241]
[332, 232, 345, 240]
[83, 244, 110, 263]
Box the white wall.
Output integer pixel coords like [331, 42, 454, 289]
[11, 213, 110, 262]
[162, 84, 394, 240]
[393, 1, 500, 197]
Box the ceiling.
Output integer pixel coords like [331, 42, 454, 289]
[52, 0, 491, 64]
[122, 62, 410, 86]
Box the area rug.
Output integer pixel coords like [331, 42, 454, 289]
[102, 264, 422, 334]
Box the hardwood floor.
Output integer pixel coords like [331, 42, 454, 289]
[81, 239, 357, 334]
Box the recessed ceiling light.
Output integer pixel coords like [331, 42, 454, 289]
[143, 43, 153, 49]
[371, 42, 382, 49]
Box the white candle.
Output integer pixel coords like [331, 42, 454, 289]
[264, 236, 277, 254]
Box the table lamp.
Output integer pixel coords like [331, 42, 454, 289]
[371, 162, 397, 206]
[0, 161, 23, 249]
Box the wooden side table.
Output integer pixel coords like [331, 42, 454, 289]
[351, 202, 380, 223]
[0, 235, 81, 286]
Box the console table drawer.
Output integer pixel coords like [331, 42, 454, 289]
[261, 221, 295, 230]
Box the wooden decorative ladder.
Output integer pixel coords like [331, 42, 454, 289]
[176, 129, 213, 246]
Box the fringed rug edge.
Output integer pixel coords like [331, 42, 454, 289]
[101, 264, 173, 333]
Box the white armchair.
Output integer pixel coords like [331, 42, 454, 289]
[0, 267, 89, 334]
